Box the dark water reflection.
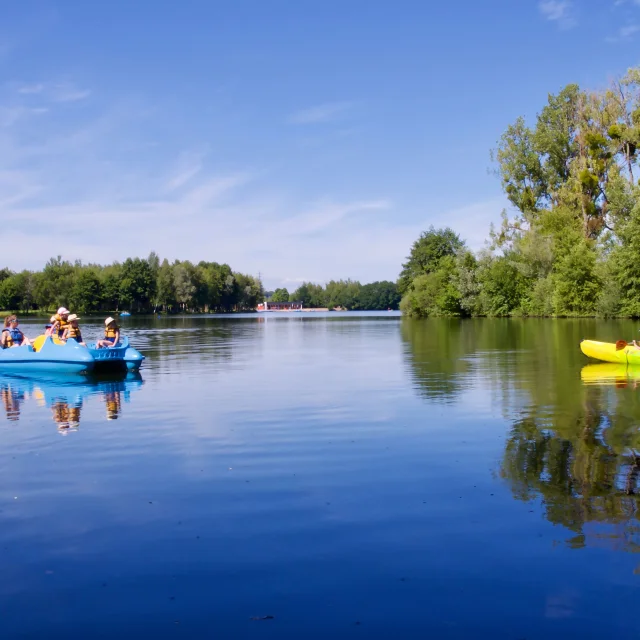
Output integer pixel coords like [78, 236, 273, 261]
[403, 319, 640, 556]
[2, 314, 640, 638]
[0, 372, 143, 430]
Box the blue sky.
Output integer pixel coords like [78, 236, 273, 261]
[1, 1, 639, 289]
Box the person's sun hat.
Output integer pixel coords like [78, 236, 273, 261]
[68, 314, 80, 322]
[105, 317, 115, 326]
[57, 307, 69, 315]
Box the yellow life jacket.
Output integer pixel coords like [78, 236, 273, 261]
[54, 314, 69, 337]
[67, 325, 82, 340]
[3, 329, 13, 348]
[105, 324, 119, 339]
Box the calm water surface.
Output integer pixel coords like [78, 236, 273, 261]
[1, 314, 640, 638]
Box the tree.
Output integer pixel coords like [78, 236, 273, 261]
[611, 199, 640, 316]
[398, 227, 464, 294]
[173, 263, 196, 311]
[119, 258, 156, 312]
[291, 282, 327, 308]
[358, 281, 400, 310]
[270, 288, 290, 303]
[400, 255, 464, 317]
[70, 269, 102, 313]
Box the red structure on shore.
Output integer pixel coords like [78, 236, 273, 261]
[257, 300, 303, 311]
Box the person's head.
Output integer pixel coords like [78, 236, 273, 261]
[57, 307, 69, 319]
[68, 314, 80, 327]
[105, 317, 116, 328]
[6, 315, 18, 327]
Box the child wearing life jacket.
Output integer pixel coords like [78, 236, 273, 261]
[1, 315, 31, 349]
[62, 314, 85, 345]
[51, 307, 70, 339]
[96, 317, 120, 349]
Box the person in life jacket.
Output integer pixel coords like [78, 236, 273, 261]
[62, 314, 85, 345]
[96, 317, 120, 349]
[1, 315, 32, 349]
[51, 307, 70, 339]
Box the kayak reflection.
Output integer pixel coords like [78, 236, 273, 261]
[0, 371, 143, 431]
[581, 363, 640, 387]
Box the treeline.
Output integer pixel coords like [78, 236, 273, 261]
[0, 253, 263, 314]
[401, 66, 640, 317]
[270, 280, 400, 310]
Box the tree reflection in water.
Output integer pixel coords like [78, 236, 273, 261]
[501, 365, 640, 555]
[402, 317, 640, 560]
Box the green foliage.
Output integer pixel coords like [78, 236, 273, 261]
[270, 288, 290, 303]
[400, 256, 463, 317]
[70, 270, 102, 314]
[325, 279, 361, 309]
[552, 240, 601, 316]
[398, 227, 464, 294]
[611, 199, 640, 316]
[358, 281, 401, 310]
[400, 66, 640, 319]
[288, 281, 399, 310]
[0, 254, 264, 314]
[291, 283, 327, 308]
[477, 254, 528, 316]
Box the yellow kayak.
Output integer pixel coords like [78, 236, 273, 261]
[581, 363, 640, 385]
[580, 339, 640, 365]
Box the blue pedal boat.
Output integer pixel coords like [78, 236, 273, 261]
[0, 337, 95, 373]
[86, 337, 145, 372]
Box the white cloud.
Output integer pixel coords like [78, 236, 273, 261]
[50, 83, 91, 103]
[288, 102, 352, 124]
[12, 81, 90, 103]
[0, 81, 505, 289]
[165, 151, 206, 191]
[606, 23, 640, 41]
[17, 83, 45, 94]
[539, 0, 575, 28]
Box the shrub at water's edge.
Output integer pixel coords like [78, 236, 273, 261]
[400, 66, 640, 318]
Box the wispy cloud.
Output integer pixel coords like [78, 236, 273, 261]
[50, 83, 91, 103]
[17, 83, 45, 95]
[288, 101, 353, 124]
[280, 199, 390, 236]
[538, 0, 575, 29]
[606, 22, 640, 41]
[14, 81, 90, 103]
[165, 151, 207, 191]
[0, 76, 502, 289]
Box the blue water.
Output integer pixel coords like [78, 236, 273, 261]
[0, 314, 639, 638]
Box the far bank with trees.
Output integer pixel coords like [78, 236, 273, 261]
[400, 66, 640, 318]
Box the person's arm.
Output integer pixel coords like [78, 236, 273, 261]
[61, 328, 69, 341]
[114, 330, 120, 345]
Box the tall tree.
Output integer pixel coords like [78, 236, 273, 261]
[398, 227, 464, 294]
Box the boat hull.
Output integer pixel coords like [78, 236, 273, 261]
[87, 337, 145, 372]
[580, 339, 640, 365]
[0, 338, 94, 373]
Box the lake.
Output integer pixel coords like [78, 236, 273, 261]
[1, 313, 640, 638]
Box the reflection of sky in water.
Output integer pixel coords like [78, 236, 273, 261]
[0, 315, 639, 638]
